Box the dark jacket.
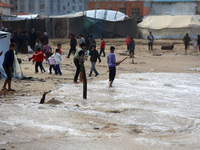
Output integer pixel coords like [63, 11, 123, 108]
[89, 49, 101, 63]
[11, 31, 19, 45]
[85, 36, 90, 48]
[3, 49, 14, 67]
[197, 37, 200, 45]
[29, 31, 37, 44]
[21, 33, 28, 44]
[129, 40, 135, 49]
[70, 36, 77, 48]
[183, 36, 191, 44]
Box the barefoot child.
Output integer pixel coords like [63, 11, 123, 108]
[107, 46, 120, 87]
[52, 49, 62, 75]
[2, 43, 16, 91]
[32, 48, 47, 73]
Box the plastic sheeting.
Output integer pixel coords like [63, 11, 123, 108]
[47, 16, 138, 39]
[138, 15, 200, 39]
[50, 10, 127, 22]
[0, 31, 10, 79]
[6, 14, 40, 21]
[0, 31, 21, 79]
[86, 10, 127, 21]
[151, 2, 197, 15]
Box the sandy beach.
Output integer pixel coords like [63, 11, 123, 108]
[0, 38, 200, 150]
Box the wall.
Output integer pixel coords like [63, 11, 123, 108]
[17, 0, 87, 17]
[88, 1, 151, 16]
[151, 2, 197, 15]
[0, 7, 11, 15]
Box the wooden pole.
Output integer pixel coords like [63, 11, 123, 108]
[81, 66, 87, 99]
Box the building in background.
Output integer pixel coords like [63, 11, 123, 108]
[10, 0, 18, 15]
[17, 0, 87, 17]
[151, 0, 197, 15]
[0, 1, 13, 16]
[88, 1, 151, 17]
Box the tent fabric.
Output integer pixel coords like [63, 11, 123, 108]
[0, 31, 11, 79]
[0, 31, 20, 79]
[50, 10, 127, 22]
[83, 17, 103, 38]
[138, 15, 200, 39]
[47, 16, 138, 39]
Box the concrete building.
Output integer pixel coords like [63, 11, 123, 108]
[10, 0, 18, 15]
[0, 1, 13, 16]
[17, 0, 87, 17]
[88, 1, 151, 16]
[151, 0, 197, 15]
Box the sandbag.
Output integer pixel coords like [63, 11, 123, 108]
[161, 45, 174, 50]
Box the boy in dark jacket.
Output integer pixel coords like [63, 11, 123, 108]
[129, 38, 135, 58]
[89, 45, 101, 77]
[67, 34, 77, 58]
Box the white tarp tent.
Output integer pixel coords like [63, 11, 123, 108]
[138, 15, 200, 39]
[5, 14, 39, 21]
[0, 31, 21, 79]
[50, 10, 127, 21]
[0, 31, 10, 79]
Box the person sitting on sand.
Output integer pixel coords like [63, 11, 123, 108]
[32, 48, 47, 73]
[107, 46, 120, 87]
[2, 43, 16, 92]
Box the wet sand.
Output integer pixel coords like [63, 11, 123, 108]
[0, 38, 200, 150]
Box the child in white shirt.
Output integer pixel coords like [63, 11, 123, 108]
[48, 53, 55, 74]
[52, 49, 62, 75]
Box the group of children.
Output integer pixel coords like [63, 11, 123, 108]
[29, 43, 62, 75]
[29, 39, 118, 87]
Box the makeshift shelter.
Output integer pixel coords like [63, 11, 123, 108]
[138, 15, 200, 39]
[47, 10, 138, 39]
[0, 31, 20, 79]
[0, 31, 10, 79]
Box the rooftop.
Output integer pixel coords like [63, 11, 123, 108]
[0, 1, 13, 8]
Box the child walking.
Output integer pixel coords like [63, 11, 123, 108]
[107, 46, 120, 87]
[89, 45, 101, 77]
[32, 48, 47, 73]
[48, 53, 55, 74]
[52, 49, 62, 75]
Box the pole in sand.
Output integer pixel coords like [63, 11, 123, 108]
[81, 66, 87, 99]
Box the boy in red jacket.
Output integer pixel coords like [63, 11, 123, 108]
[100, 38, 105, 57]
[126, 35, 131, 52]
[32, 48, 47, 73]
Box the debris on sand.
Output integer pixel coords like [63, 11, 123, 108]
[45, 98, 63, 105]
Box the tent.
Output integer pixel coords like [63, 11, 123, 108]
[138, 15, 200, 39]
[0, 31, 10, 79]
[0, 31, 20, 79]
[50, 10, 128, 21]
[46, 16, 138, 39]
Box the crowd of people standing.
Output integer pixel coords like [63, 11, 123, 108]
[10, 28, 49, 54]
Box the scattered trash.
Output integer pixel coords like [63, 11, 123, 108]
[93, 127, 100, 130]
[150, 69, 155, 72]
[45, 98, 63, 105]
